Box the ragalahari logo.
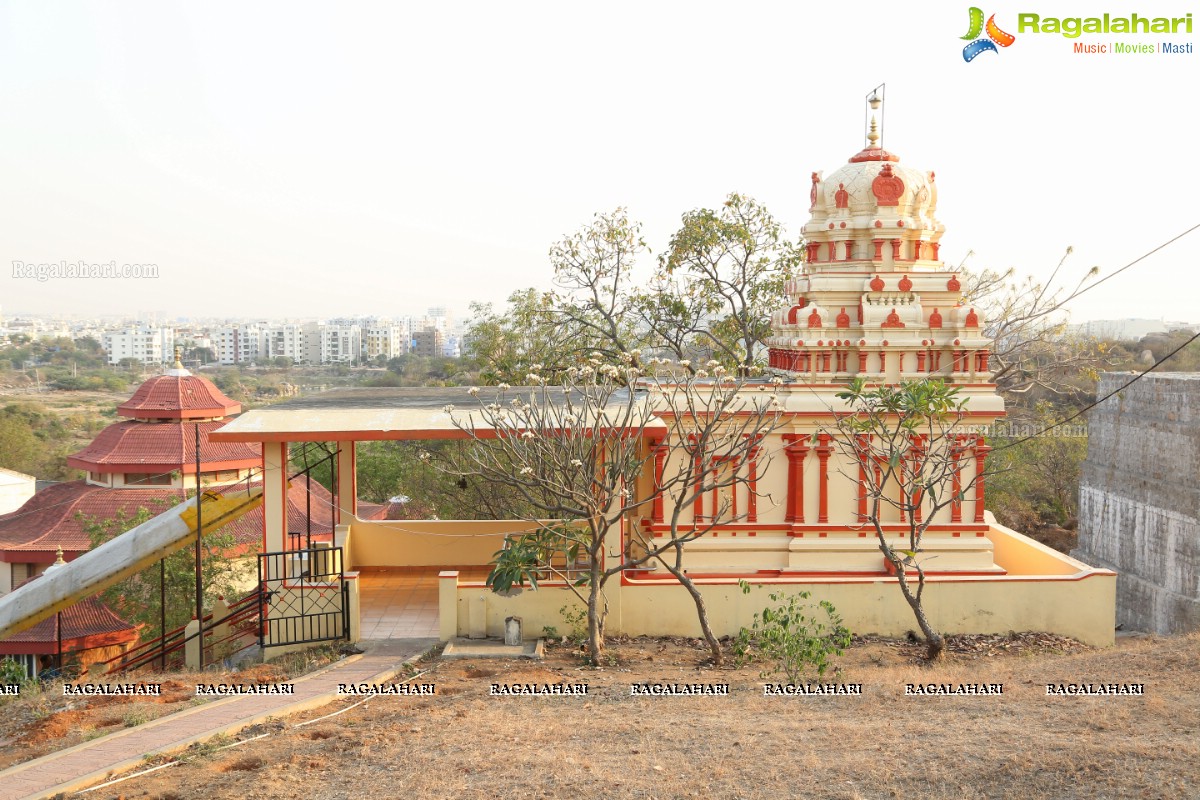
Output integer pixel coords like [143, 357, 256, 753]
[961, 7, 1016, 61]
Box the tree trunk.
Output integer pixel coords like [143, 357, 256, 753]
[586, 560, 605, 665]
[889, 553, 945, 661]
[658, 549, 723, 665]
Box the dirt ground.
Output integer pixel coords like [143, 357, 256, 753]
[0, 647, 343, 771]
[68, 631, 1200, 800]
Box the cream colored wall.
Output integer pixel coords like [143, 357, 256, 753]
[347, 519, 551, 568]
[448, 566, 1115, 647]
[987, 517, 1095, 576]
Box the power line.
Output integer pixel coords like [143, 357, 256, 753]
[993, 327, 1200, 452]
[1069, 222, 1200, 303]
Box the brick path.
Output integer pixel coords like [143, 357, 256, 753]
[0, 638, 435, 800]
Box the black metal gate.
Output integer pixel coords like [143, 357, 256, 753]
[258, 547, 349, 648]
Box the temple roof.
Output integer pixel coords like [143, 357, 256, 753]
[0, 479, 349, 558]
[67, 419, 261, 474]
[117, 370, 240, 420]
[0, 595, 138, 651]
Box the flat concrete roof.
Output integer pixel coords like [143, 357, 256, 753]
[210, 386, 660, 442]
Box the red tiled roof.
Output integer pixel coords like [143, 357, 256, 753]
[0, 481, 185, 554]
[0, 478, 339, 557]
[67, 419, 261, 474]
[118, 374, 240, 419]
[0, 595, 137, 648]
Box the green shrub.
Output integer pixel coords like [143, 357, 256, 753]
[733, 582, 852, 683]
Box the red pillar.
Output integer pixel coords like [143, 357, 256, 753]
[951, 436, 964, 523]
[651, 438, 667, 524]
[816, 433, 833, 524]
[974, 437, 991, 523]
[783, 435, 809, 524]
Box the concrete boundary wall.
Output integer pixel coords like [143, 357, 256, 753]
[1074, 372, 1200, 633]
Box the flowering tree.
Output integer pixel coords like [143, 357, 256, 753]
[444, 355, 785, 664]
[824, 378, 984, 660]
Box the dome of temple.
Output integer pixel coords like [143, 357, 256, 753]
[116, 350, 240, 420]
[804, 112, 941, 240]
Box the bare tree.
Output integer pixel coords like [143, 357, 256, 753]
[824, 378, 987, 660]
[962, 248, 1110, 405]
[446, 358, 784, 664]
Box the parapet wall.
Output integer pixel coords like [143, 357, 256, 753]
[1075, 373, 1200, 633]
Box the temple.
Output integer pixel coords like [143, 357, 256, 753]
[208, 99, 1116, 649]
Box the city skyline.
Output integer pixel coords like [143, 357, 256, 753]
[2, 2, 1197, 323]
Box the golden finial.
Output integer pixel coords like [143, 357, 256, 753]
[867, 115, 880, 147]
[173, 346, 184, 370]
[54, 547, 65, 566]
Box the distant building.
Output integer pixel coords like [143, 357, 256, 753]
[363, 322, 407, 362]
[262, 324, 305, 363]
[411, 327, 445, 358]
[319, 321, 362, 364]
[101, 326, 175, 365]
[214, 324, 263, 365]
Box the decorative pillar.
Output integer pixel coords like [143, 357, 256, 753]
[857, 350, 869, 373]
[930, 242, 940, 260]
[974, 437, 991, 523]
[873, 239, 884, 261]
[844, 241, 854, 261]
[855, 435, 869, 523]
[783, 435, 809, 523]
[651, 438, 668, 523]
[916, 351, 926, 372]
[815, 433, 833, 524]
[951, 436, 964, 523]
[890, 239, 902, 260]
[746, 446, 759, 523]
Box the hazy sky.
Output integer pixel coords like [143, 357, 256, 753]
[2, 1, 1197, 323]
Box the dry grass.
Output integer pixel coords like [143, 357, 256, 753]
[0, 643, 346, 770]
[95, 632, 1200, 800]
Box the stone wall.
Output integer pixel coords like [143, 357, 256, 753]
[1075, 373, 1200, 633]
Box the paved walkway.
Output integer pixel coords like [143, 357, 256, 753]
[0, 638, 435, 800]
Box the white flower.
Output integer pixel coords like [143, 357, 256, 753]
[531, 363, 544, 371]
[713, 365, 728, 376]
[569, 459, 583, 468]
[521, 431, 536, 439]
[679, 359, 691, 368]
[497, 382, 511, 390]
[695, 369, 709, 379]
[486, 403, 503, 412]
[519, 466, 534, 475]
[706, 359, 720, 368]
[467, 386, 480, 396]
[525, 373, 542, 384]
[418, 451, 431, 462]
[442, 404, 455, 414]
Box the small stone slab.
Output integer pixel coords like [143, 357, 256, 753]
[441, 637, 544, 660]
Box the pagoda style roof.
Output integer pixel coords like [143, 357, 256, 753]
[67, 419, 261, 475]
[0, 595, 138, 654]
[117, 372, 240, 420]
[0, 479, 347, 560]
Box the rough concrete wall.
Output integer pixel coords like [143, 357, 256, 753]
[1074, 373, 1200, 633]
